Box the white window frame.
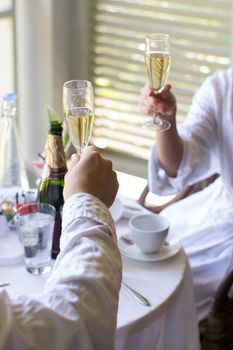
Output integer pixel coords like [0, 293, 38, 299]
[14, 1, 233, 182]
[0, 0, 16, 96]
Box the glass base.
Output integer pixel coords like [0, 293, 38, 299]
[26, 264, 52, 275]
[143, 116, 171, 132]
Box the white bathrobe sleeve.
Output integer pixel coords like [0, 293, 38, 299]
[148, 72, 222, 195]
[0, 193, 122, 350]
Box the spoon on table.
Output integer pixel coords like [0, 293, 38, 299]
[121, 281, 151, 307]
[120, 233, 134, 245]
[0, 281, 10, 287]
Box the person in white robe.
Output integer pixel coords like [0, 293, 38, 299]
[0, 146, 122, 350]
[140, 67, 233, 321]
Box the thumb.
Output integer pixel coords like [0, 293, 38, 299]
[160, 84, 172, 98]
[69, 153, 80, 170]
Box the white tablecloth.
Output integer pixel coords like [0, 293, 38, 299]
[0, 199, 201, 350]
[115, 215, 200, 350]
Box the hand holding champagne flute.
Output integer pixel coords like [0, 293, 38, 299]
[63, 80, 94, 155]
[144, 33, 171, 131]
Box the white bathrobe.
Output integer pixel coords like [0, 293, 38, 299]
[0, 193, 122, 350]
[148, 67, 233, 321]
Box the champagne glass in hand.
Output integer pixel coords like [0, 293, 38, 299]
[63, 80, 94, 155]
[144, 33, 171, 131]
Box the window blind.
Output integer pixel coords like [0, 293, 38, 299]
[89, 0, 233, 172]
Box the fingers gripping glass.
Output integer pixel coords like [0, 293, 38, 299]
[63, 80, 95, 155]
[144, 33, 171, 131]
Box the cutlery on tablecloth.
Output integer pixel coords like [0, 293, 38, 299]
[0, 281, 10, 287]
[121, 281, 151, 307]
[121, 233, 134, 245]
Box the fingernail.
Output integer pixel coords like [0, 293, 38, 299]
[71, 153, 78, 161]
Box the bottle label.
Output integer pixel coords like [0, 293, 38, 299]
[37, 131, 67, 259]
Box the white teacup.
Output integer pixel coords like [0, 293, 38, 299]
[129, 214, 169, 254]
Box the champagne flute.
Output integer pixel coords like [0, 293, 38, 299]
[144, 33, 171, 131]
[63, 80, 94, 155]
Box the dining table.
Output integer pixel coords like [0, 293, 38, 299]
[0, 191, 201, 350]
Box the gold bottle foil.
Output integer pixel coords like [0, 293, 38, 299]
[42, 135, 67, 179]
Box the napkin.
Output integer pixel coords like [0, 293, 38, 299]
[118, 194, 149, 219]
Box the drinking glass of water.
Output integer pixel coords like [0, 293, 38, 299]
[18, 203, 55, 275]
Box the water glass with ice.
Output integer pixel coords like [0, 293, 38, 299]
[18, 203, 55, 275]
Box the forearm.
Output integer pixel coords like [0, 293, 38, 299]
[141, 85, 183, 177]
[156, 124, 183, 177]
[44, 193, 122, 348]
[44, 225, 122, 350]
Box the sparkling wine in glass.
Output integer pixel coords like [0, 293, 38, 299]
[144, 33, 171, 131]
[63, 80, 94, 154]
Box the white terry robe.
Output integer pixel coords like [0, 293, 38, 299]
[0, 193, 122, 350]
[148, 67, 233, 321]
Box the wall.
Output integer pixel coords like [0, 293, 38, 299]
[15, 0, 71, 162]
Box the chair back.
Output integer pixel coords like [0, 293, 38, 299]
[202, 269, 233, 350]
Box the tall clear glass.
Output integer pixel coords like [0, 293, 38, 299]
[144, 33, 171, 131]
[18, 203, 55, 275]
[63, 80, 94, 155]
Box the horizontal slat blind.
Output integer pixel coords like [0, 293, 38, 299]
[89, 0, 233, 165]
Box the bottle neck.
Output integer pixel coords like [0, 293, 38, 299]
[1, 94, 17, 118]
[42, 134, 67, 179]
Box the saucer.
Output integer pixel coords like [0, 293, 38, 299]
[118, 234, 182, 262]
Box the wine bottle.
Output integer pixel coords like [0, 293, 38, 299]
[37, 121, 67, 259]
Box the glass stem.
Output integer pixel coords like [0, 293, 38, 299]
[153, 115, 164, 126]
